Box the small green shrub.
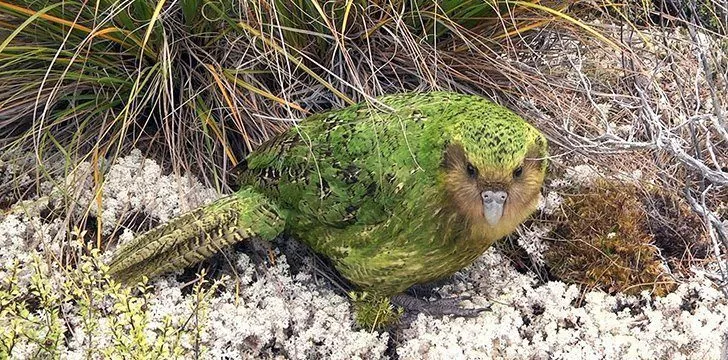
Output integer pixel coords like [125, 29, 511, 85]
[0, 235, 219, 358]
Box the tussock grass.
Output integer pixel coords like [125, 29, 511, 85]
[0, 1, 598, 195]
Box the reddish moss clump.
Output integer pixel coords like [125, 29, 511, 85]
[545, 181, 678, 296]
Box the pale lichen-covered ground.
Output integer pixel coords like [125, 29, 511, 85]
[1, 149, 727, 359]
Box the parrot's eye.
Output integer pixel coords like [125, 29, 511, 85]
[466, 162, 478, 179]
[513, 166, 524, 178]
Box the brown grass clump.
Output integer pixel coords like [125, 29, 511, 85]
[545, 180, 678, 296]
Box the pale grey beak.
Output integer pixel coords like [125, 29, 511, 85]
[482, 190, 507, 225]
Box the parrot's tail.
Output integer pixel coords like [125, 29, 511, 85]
[107, 188, 286, 284]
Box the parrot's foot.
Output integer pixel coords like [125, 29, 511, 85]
[405, 277, 455, 298]
[391, 293, 490, 318]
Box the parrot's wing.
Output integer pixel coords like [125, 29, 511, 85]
[108, 188, 285, 284]
[236, 106, 410, 230]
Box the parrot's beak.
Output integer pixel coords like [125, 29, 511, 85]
[481, 190, 507, 225]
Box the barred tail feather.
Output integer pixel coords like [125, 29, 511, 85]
[107, 188, 285, 284]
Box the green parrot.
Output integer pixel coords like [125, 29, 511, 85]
[108, 91, 548, 326]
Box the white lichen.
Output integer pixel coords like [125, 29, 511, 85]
[0, 202, 65, 289]
[563, 164, 602, 187]
[59, 149, 220, 236]
[537, 190, 563, 215]
[515, 224, 551, 267]
[397, 249, 728, 360]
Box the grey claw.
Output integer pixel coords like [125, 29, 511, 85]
[448, 305, 490, 317]
[391, 294, 490, 319]
[430, 296, 465, 308]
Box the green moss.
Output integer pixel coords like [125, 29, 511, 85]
[349, 291, 403, 331]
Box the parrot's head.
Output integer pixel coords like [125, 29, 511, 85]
[439, 104, 548, 242]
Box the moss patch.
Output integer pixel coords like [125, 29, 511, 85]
[545, 180, 679, 296]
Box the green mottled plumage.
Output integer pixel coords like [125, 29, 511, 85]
[108, 92, 547, 317]
[109, 189, 285, 283]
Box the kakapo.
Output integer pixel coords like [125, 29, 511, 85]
[108, 91, 548, 326]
